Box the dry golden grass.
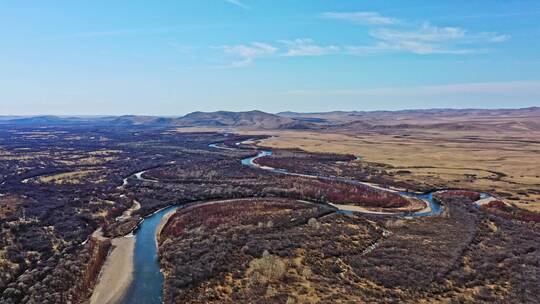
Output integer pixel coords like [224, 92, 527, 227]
[88, 150, 122, 156]
[0, 150, 53, 161]
[0, 155, 35, 161]
[57, 156, 117, 166]
[0, 249, 20, 280]
[242, 129, 540, 212]
[37, 170, 100, 185]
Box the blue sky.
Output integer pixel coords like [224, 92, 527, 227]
[1, 0, 539, 115]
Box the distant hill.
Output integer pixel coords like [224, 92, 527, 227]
[0, 111, 314, 130]
[175, 110, 313, 129]
[110, 115, 176, 126]
[278, 107, 540, 130]
[1, 107, 538, 131]
[0, 115, 113, 125]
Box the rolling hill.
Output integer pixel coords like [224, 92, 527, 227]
[2, 107, 539, 132]
[175, 110, 313, 129]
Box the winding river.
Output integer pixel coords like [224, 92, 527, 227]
[240, 149, 444, 217]
[113, 141, 482, 303]
[120, 205, 178, 304]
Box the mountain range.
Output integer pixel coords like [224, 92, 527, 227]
[1, 107, 539, 131]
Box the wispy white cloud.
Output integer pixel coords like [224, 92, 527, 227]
[355, 22, 508, 55]
[218, 11, 510, 66]
[279, 39, 340, 57]
[372, 23, 465, 43]
[222, 42, 277, 67]
[490, 35, 510, 43]
[322, 11, 399, 25]
[220, 39, 340, 66]
[321, 10, 510, 56]
[346, 42, 480, 55]
[371, 23, 508, 44]
[225, 0, 250, 10]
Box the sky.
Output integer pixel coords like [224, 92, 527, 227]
[1, 0, 540, 115]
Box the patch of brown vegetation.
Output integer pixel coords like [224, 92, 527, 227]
[158, 198, 381, 303]
[481, 200, 540, 223]
[433, 190, 482, 203]
[0, 195, 22, 220]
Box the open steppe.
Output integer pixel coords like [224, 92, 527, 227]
[258, 130, 540, 210]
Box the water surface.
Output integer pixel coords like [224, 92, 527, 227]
[121, 205, 178, 304]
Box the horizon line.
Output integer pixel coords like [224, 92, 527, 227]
[0, 105, 539, 117]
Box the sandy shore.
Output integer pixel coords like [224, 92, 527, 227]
[475, 196, 505, 207]
[89, 236, 135, 304]
[155, 209, 177, 247]
[329, 203, 402, 215]
[329, 197, 431, 215]
[89, 198, 142, 303]
[88, 200, 141, 304]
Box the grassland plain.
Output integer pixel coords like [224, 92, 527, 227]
[173, 124, 535, 213]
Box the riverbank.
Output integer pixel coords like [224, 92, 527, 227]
[329, 197, 430, 215]
[89, 236, 135, 304]
[155, 209, 176, 247]
[88, 198, 141, 304]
